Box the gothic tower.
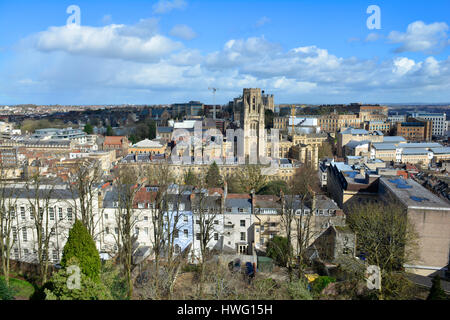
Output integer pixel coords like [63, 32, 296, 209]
[241, 88, 266, 162]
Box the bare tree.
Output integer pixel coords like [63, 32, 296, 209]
[236, 165, 267, 194]
[112, 164, 143, 298]
[69, 159, 102, 238]
[25, 174, 57, 285]
[0, 166, 19, 286]
[191, 176, 222, 297]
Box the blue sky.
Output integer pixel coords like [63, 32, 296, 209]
[0, 0, 449, 105]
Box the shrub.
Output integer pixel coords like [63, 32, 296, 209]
[0, 277, 14, 300]
[311, 276, 336, 294]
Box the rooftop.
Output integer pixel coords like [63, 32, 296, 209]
[380, 177, 450, 210]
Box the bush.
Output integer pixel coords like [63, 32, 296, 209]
[287, 279, 313, 300]
[427, 275, 447, 300]
[44, 258, 112, 300]
[182, 264, 201, 273]
[0, 277, 14, 300]
[61, 220, 101, 281]
[311, 276, 336, 294]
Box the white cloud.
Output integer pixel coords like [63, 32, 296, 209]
[388, 21, 449, 53]
[4, 20, 450, 104]
[255, 16, 271, 28]
[153, 0, 187, 14]
[32, 22, 182, 63]
[169, 25, 197, 40]
[392, 57, 416, 75]
[366, 32, 382, 42]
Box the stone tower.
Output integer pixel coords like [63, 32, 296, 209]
[241, 88, 266, 162]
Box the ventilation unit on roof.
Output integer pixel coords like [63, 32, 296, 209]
[410, 196, 429, 202]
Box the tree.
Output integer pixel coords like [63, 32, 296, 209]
[69, 160, 102, 238]
[61, 220, 101, 281]
[184, 168, 198, 186]
[106, 125, 114, 137]
[148, 120, 156, 140]
[112, 165, 143, 298]
[258, 180, 288, 196]
[84, 123, 93, 135]
[44, 257, 112, 300]
[0, 166, 19, 286]
[289, 166, 321, 277]
[318, 142, 333, 160]
[427, 275, 447, 300]
[236, 165, 267, 194]
[205, 162, 223, 188]
[0, 277, 14, 300]
[266, 236, 291, 267]
[25, 174, 58, 285]
[346, 201, 419, 274]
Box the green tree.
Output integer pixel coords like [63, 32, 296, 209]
[427, 275, 447, 300]
[184, 168, 198, 186]
[258, 180, 288, 196]
[106, 125, 114, 137]
[0, 277, 14, 300]
[44, 258, 112, 300]
[311, 276, 336, 295]
[236, 165, 267, 194]
[148, 120, 157, 140]
[84, 123, 93, 135]
[266, 236, 291, 267]
[128, 134, 138, 145]
[61, 220, 101, 281]
[205, 162, 223, 188]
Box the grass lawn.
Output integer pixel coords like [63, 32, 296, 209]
[0, 275, 35, 300]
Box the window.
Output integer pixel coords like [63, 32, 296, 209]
[196, 233, 200, 240]
[14, 248, 19, 260]
[214, 233, 219, 241]
[115, 228, 119, 235]
[184, 229, 188, 238]
[58, 208, 63, 220]
[184, 216, 188, 222]
[144, 216, 148, 221]
[261, 225, 265, 232]
[49, 207, 54, 220]
[174, 230, 179, 239]
[22, 228, 28, 242]
[50, 227, 55, 236]
[104, 214, 109, 220]
[12, 227, 17, 241]
[135, 227, 139, 235]
[144, 227, 149, 235]
[196, 220, 200, 225]
[240, 220, 246, 227]
[23, 249, 29, 257]
[39, 208, 44, 219]
[53, 250, 58, 262]
[20, 207, 25, 220]
[67, 208, 73, 221]
[138, 203, 145, 209]
[105, 227, 110, 234]
[240, 232, 246, 241]
[214, 220, 219, 225]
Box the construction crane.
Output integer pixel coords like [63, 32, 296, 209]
[208, 87, 218, 119]
[291, 104, 296, 135]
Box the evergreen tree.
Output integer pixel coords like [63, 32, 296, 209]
[206, 161, 223, 188]
[83, 123, 93, 135]
[266, 236, 291, 267]
[148, 120, 156, 140]
[106, 125, 114, 137]
[427, 275, 447, 300]
[0, 277, 14, 300]
[61, 220, 101, 281]
[184, 168, 198, 186]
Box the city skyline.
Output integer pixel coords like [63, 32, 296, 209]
[0, 0, 450, 105]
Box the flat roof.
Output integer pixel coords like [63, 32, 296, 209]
[380, 177, 450, 210]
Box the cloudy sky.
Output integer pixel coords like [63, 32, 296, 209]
[0, 0, 449, 105]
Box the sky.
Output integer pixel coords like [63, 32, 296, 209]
[0, 0, 449, 105]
